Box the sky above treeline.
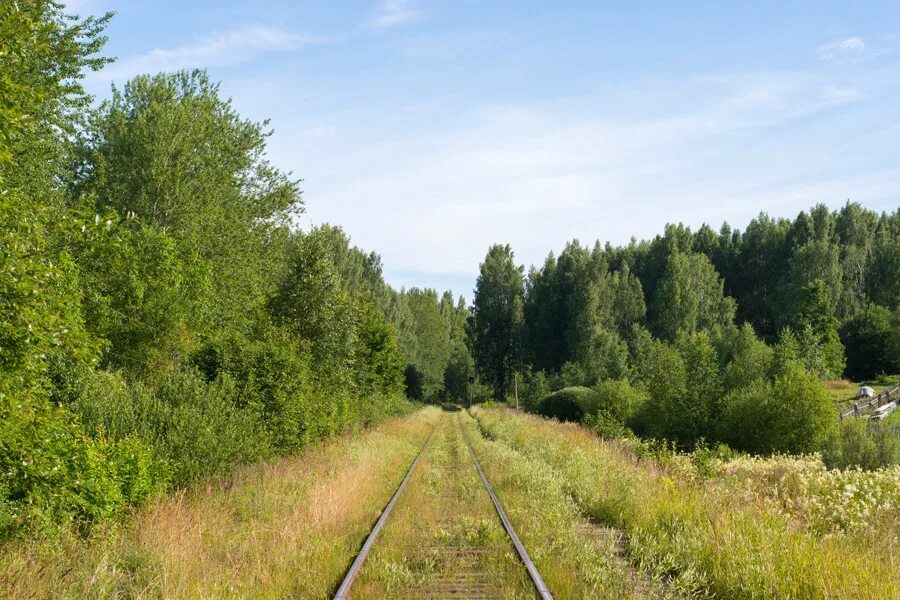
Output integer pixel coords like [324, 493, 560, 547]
[71, 0, 900, 299]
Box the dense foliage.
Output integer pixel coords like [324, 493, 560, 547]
[1, 0, 897, 543]
[469, 203, 898, 465]
[0, 3, 474, 540]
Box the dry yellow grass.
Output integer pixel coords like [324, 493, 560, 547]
[0, 407, 440, 599]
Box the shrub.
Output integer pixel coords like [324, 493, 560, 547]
[193, 330, 316, 451]
[133, 370, 271, 487]
[588, 379, 647, 423]
[517, 368, 550, 412]
[69, 369, 138, 440]
[536, 386, 598, 422]
[768, 363, 838, 453]
[554, 362, 589, 389]
[719, 381, 777, 453]
[105, 436, 170, 506]
[824, 418, 900, 470]
[721, 364, 837, 455]
[0, 391, 123, 539]
[583, 411, 632, 438]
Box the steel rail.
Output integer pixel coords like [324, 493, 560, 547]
[332, 414, 443, 600]
[458, 414, 554, 600]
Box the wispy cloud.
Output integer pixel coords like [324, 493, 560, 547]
[818, 36, 865, 60]
[98, 26, 325, 81]
[259, 67, 890, 291]
[368, 0, 420, 29]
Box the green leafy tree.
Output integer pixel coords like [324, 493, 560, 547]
[73, 219, 200, 376]
[269, 231, 356, 390]
[867, 210, 900, 311]
[441, 292, 473, 401]
[679, 332, 724, 440]
[629, 337, 688, 441]
[724, 323, 774, 391]
[402, 288, 451, 400]
[0, 1, 136, 539]
[471, 244, 524, 400]
[787, 280, 846, 377]
[651, 252, 736, 341]
[354, 300, 405, 399]
[79, 70, 301, 336]
[839, 305, 896, 380]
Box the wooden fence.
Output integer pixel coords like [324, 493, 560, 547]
[839, 382, 900, 420]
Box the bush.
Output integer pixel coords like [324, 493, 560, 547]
[719, 381, 777, 453]
[0, 391, 123, 539]
[69, 369, 138, 440]
[193, 330, 316, 451]
[536, 386, 598, 422]
[517, 368, 550, 412]
[720, 364, 837, 455]
[584, 411, 632, 438]
[553, 362, 589, 389]
[132, 370, 271, 487]
[588, 379, 647, 423]
[356, 393, 417, 426]
[105, 436, 170, 505]
[824, 418, 900, 470]
[768, 363, 838, 453]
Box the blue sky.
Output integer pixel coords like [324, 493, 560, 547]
[70, 0, 900, 300]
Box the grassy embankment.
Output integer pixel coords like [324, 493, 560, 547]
[471, 406, 900, 600]
[354, 409, 669, 599]
[0, 407, 440, 599]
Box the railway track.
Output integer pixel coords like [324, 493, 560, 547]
[333, 410, 553, 600]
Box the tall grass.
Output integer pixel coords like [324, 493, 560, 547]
[472, 407, 900, 599]
[351, 412, 535, 598]
[459, 411, 673, 599]
[0, 407, 439, 599]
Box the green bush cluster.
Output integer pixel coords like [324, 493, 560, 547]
[824, 418, 900, 470]
[1, 5, 424, 541]
[535, 387, 596, 422]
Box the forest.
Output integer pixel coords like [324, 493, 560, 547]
[467, 204, 900, 466]
[2, 1, 899, 550]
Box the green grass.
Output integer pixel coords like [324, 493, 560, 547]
[0, 408, 440, 599]
[459, 411, 674, 599]
[825, 376, 899, 409]
[352, 411, 535, 598]
[472, 406, 900, 599]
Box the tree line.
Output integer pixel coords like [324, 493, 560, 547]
[0, 3, 470, 540]
[469, 210, 899, 466]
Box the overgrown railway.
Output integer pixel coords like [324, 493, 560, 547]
[333, 410, 553, 600]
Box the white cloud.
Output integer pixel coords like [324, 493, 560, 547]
[818, 36, 865, 60]
[255, 68, 892, 294]
[98, 26, 323, 81]
[368, 0, 420, 29]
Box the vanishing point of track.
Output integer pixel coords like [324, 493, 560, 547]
[333, 410, 553, 600]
